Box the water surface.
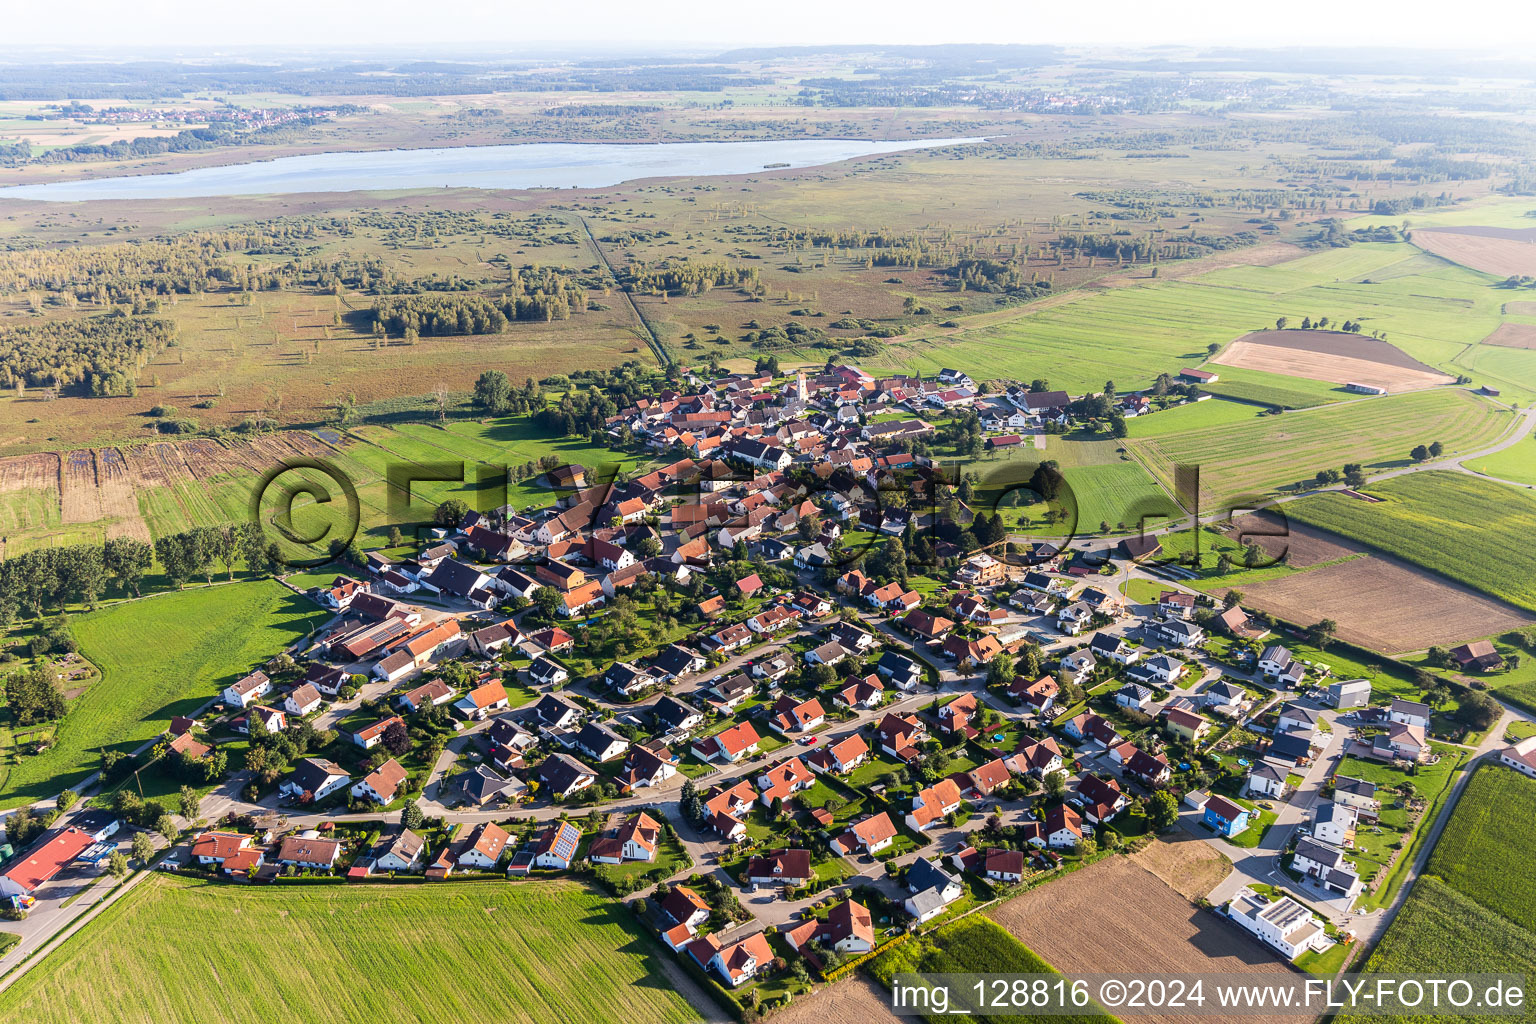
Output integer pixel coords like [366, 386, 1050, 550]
[0, 137, 982, 202]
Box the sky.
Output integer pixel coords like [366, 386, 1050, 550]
[5, 0, 1532, 52]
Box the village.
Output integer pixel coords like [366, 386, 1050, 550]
[2, 356, 1528, 1008]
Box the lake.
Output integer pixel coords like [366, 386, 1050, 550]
[0, 136, 983, 202]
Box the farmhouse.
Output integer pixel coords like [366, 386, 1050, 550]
[1499, 736, 1536, 778]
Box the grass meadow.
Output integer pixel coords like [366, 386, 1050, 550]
[0, 580, 329, 808]
[1422, 766, 1536, 931]
[0, 875, 698, 1024]
[1286, 471, 1536, 612]
[1128, 391, 1511, 512]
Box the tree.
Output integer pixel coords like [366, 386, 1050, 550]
[1223, 589, 1244, 609]
[1307, 618, 1338, 649]
[985, 651, 1015, 689]
[473, 370, 514, 414]
[107, 850, 130, 878]
[381, 720, 411, 757]
[178, 784, 200, 819]
[402, 800, 425, 830]
[434, 499, 470, 528]
[1149, 790, 1180, 831]
[57, 788, 79, 812]
[1343, 463, 1367, 488]
[1455, 690, 1500, 731]
[1043, 770, 1066, 799]
[156, 814, 179, 844]
[1428, 440, 1444, 458]
[532, 586, 562, 618]
[1410, 444, 1429, 462]
[1275, 317, 1288, 330]
[131, 830, 155, 865]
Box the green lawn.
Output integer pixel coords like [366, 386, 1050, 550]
[0, 581, 330, 808]
[1125, 397, 1271, 438]
[1460, 418, 1536, 486]
[0, 875, 698, 1024]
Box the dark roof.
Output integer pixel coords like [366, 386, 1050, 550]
[424, 558, 488, 597]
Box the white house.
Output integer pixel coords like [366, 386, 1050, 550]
[1227, 887, 1333, 961]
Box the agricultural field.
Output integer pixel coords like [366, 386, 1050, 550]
[969, 434, 1179, 536]
[1123, 397, 1269, 438]
[987, 856, 1297, 1024]
[1128, 390, 1512, 512]
[1409, 226, 1536, 279]
[1211, 329, 1453, 393]
[868, 913, 1114, 1024]
[1223, 554, 1536, 653]
[1422, 766, 1536, 932]
[0, 875, 699, 1024]
[1461, 419, 1536, 487]
[1285, 472, 1536, 613]
[0, 580, 328, 808]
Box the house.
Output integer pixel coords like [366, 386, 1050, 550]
[904, 857, 964, 922]
[352, 758, 408, 804]
[692, 720, 761, 764]
[469, 621, 523, 657]
[745, 848, 813, 886]
[804, 640, 851, 668]
[903, 609, 956, 641]
[589, 812, 661, 864]
[985, 848, 1025, 884]
[529, 656, 569, 687]
[661, 884, 711, 934]
[906, 778, 964, 832]
[1291, 836, 1363, 898]
[1449, 640, 1503, 672]
[222, 670, 271, 709]
[965, 758, 1013, 798]
[1246, 758, 1289, 798]
[1259, 645, 1305, 687]
[756, 757, 815, 807]
[651, 644, 706, 680]
[1010, 736, 1064, 777]
[956, 553, 1005, 585]
[302, 663, 349, 698]
[454, 679, 509, 720]
[373, 829, 427, 873]
[575, 721, 630, 763]
[1056, 602, 1092, 636]
[0, 827, 97, 899]
[830, 812, 897, 856]
[1149, 618, 1204, 648]
[1201, 680, 1251, 716]
[1227, 886, 1332, 961]
[399, 618, 465, 667]
[352, 715, 405, 750]
[538, 753, 598, 799]
[1325, 678, 1372, 709]
[768, 695, 826, 734]
[1088, 632, 1141, 666]
[532, 694, 582, 730]
[697, 930, 775, 987]
[372, 651, 415, 684]
[1132, 653, 1187, 686]
[1115, 683, 1155, 712]
[785, 898, 875, 955]
[619, 745, 679, 790]
[275, 833, 342, 872]
[1373, 722, 1428, 763]
[1077, 772, 1126, 823]
[606, 661, 665, 698]
[283, 684, 323, 717]
[398, 679, 454, 713]
[1059, 649, 1097, 684]
[1043, 805, 1084, 848]
[709, 672, 756, 709]
[878, 712, 926, 761]
[192, 830, 257, 868]
[278, 758, 350, 804]
[1063, 712, 1120, 748]
[248, 705, 286, 735]
[834, 674, 885, 710]
[1314, 802, 1358, 847]
[455, 764, 521, 807]
[1125, 748, 1172, 787]
[1331, 776, 1380, 817]
[810, 734, 870, 776]
[875, 650, 923, 691]
[455, 822, 510, 870]
[653, 695, 705, 735]
[1389, 698, 1432, 731]
[1163, 707, 1209, 743]
[1499, 736, 1536, 779]
[938, 692, 979, 737]
[1275, 702, 1322, 742]
[1202, 794, 1251, 837]
[422, 559, 493, 601]
[530, 821, 583, 870]
[1158, 591, 1196, 619]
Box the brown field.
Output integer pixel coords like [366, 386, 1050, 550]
[1412, 227, 1536, 278]
[1212, 329, 1454, 393]
[1482, 323, 1536, 351]
[989, 857, 1297, 1024]
[1215, 554, 1536, 653]
[1132, 834, 1233, 900]
[1224, 512, 1364, 567]
[1505, 302, 1536, 316]
[771, 975, 900, 1024]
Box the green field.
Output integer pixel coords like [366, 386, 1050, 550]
[1422, 766, 1536, 931]
[1461, 419, 1536, 487]
[971, 435, 1179, 535]
[1124, 398, 1271, 438]
[0, 581, 329, 808]
[0, 875, 697, 1024]
[869, 914, 1115, 1024]
[1286, 471, 1536, 612]
[1130, 390, 1512, 511]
